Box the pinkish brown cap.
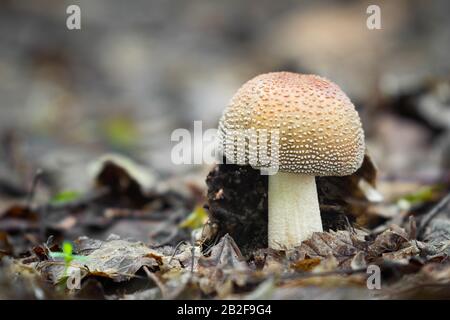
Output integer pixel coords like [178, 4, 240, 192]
[218, 72, 365, 176]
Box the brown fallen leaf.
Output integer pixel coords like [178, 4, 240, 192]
[292, 230, 367, 269]
[381, 262, 450, 299]
[381, 244, 421, 262]
[0, 231, 13, 257]
[35, 236, 165, 284]
[199, 234, 248, 271]
[282, 273, 367, 289]
[291, 258, 322, 272]
[291, 225, 430, 271]
[367, 225, 410, 257]
[1, 204, 39, 221]
[317, 152, 380, 220]
[195, 234, 259, 297]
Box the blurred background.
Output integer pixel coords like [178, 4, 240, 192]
[1, 0, 450, 195]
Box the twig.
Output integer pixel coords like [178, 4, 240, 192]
[202, 235, 220, 255]
[104, 209, 175, 221]
[25, 169, 46, 241]
[143, 266, 167, 298]
[282, 267, 367, 281]
[34, 187, 109, 215]
[212, 234, 227, 266]
[40, 206, 48, 243]
[343, 215, 355, 235]
[408, 215, 417, 240]
[26, 169, 43, 207]
[190, 245, 195, 274]
[189, 231, 197, 275]
[166, 232, 199, 273]
[417, 192, 450, 237]
[168, 240, 188, 264]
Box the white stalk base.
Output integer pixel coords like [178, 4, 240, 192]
[268, 173, 322, 250]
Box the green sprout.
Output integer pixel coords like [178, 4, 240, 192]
[50, 190, 81, 205]
[49, 241, 88, 277]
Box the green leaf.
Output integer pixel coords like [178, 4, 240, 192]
[63, 241, 73, 255]
[49, 252, 66, 259]
[102, 116, 138, 148]
[398, 185, 443, 206]
[50, 191, 81, 204]
[49, 241, 88, 278]
[179, 206, 208, 230]
[49, 252, 88, 262]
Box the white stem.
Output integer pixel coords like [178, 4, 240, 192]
[268, 173, 322, 250]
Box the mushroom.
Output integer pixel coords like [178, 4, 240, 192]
[217, 72, 365, 250]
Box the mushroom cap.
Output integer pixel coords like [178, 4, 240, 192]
[217, 72, 365, 176]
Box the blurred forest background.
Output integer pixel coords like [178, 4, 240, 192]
[1, 0, 450, 190]
[1, 0, 450, 300]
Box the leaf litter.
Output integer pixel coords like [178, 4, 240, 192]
[1, 148, 450, 300]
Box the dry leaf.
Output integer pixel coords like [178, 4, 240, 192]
[36, 236, 164, 283]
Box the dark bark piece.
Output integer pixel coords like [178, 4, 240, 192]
[204, 154, 376, 255]
[205, 163, 268, 255]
